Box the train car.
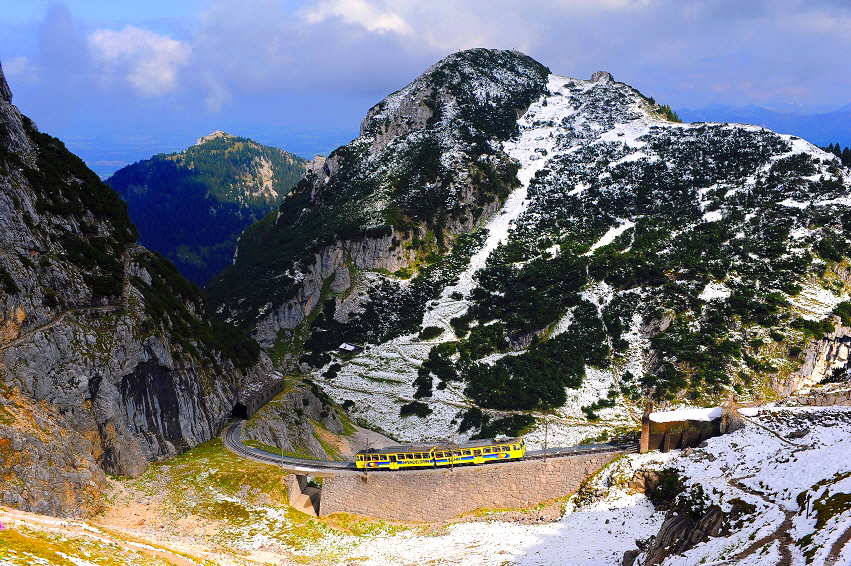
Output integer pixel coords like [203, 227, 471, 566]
[355, 437, 526, 470]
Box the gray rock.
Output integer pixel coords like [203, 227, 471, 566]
[243, 382, 345, 460]
[0, 58, 264, 517]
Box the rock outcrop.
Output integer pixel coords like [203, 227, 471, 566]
[251, 229, 419, 347]
[242, 379, 346, 460]
[777, 320, 851, 395]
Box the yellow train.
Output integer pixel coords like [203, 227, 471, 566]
[355, 437, 526, 470]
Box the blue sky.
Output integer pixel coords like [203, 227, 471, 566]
[1, 1, 850, 176]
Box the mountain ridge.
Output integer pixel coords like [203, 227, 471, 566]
[107, 132, 307, 286]
[678, 102, 851, 149]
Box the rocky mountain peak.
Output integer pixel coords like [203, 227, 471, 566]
[591, 70, 614, 83]
[359, 48, 550, 152]
[211, 48, 851, 452]
[0, 60, 13, 103]
[195, 130, 233, 146]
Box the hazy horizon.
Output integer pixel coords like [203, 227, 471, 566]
[2, 0, 850, 176]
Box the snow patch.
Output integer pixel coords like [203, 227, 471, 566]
[586, 220, 635, 254]
[648, 406, 722, 423]
[699, 282, 731, 302]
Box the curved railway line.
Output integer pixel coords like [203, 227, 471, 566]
[222, 420, 637, 474]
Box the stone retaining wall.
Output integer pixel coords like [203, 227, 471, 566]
[317, 452, 620, 522]
[789, 388, 851, 407]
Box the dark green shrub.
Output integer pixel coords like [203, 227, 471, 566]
[472, 414, 535, 439]
[419, 326, 444, 340]
[400, 401, 433, 418]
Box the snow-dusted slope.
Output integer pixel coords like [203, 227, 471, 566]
[313, 73, 650, 446]
[636, 406, 851, 565]
[309, 62, 851, 447]
[208, 49, 851, 451]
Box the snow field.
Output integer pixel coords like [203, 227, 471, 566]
[648, 406, 851, 565]
[787, 282, 847, 322]
[302, 451, 673, 566]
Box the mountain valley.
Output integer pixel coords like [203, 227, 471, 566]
[1, 47, 851, 565]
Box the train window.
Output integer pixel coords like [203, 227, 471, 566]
[483, 448, 491, 454]
[356, 455, 363, 461]
[462, 450, 471, 456]
[513, 445, 519, 450]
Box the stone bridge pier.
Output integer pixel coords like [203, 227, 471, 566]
[289, 451, 621, 522]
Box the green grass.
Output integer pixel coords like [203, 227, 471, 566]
[0, 525, 174, 565]
[243, 438, 315, 460]
[112, 434, 423, 553]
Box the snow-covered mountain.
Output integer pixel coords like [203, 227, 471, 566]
[209, 49, 851, 448]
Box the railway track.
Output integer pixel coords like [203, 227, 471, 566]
[526, 442, 638, 459]
[222, 420, 637, 473]
[222, 420, 357, 471]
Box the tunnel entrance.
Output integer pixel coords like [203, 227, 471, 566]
[231, 403, 248, 419]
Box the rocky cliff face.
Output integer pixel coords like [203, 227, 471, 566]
[0, 61, 261, 517]
[242, 378, 347, 460]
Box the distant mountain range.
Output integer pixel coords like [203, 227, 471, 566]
[107, 132, 307, 286]
[678, 103, 851, 149]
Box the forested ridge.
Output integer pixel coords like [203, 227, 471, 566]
[107, 132, 306, 286]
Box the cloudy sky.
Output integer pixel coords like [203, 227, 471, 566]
[1, 0, 849, 176]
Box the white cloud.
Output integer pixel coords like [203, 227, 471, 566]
[2, 56, 38, 84]
[304, 0, 413, 34]
[88, 25, 190, 96]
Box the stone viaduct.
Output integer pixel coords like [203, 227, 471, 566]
[287, 451, 621, 521]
